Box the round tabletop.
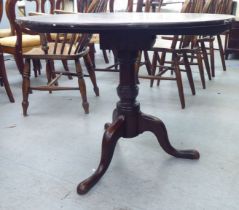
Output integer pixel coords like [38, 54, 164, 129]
[17, 12, 234, 35]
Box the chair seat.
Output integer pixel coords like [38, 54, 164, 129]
[49, 33, 74, 41]
[0, 34, 40, 48]
[24, 43, 88, 59]
[0, 28, 12, 38]
[152, 36, 181, 51]
[152, 36, 200, 54]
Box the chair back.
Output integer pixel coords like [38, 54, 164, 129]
[55, 0, 75, 11]
[77, 0, 100, 13]
[56, 0, 108, 13]
[6, 0, 39, 35]
[201, 0, 215, 13]
[40, 0, 109, 56]
[178, 0, 208, 48]
[224, 0, 233, 14]
[180, 0, 192, 13]
[127, 0, 159, 12]
[41, 0, 55, 14]
[189, 0, 205, 13]
[216, 0, 233, 14]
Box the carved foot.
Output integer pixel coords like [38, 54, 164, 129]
[82, 102, 89, 114]
[77, 116, 125, 195]
[94, 87, 100, 96]
[139, 113, 199, 159]
[22, 101, 29, 116]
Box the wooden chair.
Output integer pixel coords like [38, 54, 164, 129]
[0, 0, 41, 74]
[19, 0, 108, 116]
[198, 0, 232, 77]
[55, 0, 110, 68]
[0, 5, 14, 102]
[215, 0, 233, 73]
[137, 0, 209, 109]
[78, 0, 110, 68]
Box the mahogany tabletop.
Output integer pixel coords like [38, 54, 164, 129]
[17, 12, 234, 35]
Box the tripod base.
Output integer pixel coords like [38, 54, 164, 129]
[77, 112, 199, 195]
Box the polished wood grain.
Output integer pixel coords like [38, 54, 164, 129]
[17, 12, 234, 195]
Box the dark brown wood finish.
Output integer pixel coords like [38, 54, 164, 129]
[17, 12, 234, 194]
[0, 47, 15, 102]
[17, 13, 233, 35]
[143, 0, 206, 109]
[0, 0, 14, 102]
[0, 0, 40, 74]
[20, 0, 110, 116]
[225, 18, 239, 58]
[199, 0, 233, 76]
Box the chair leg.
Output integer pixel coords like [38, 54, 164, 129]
[22, 58, 31, 116]
[196, 51, 206, 89]
[224, 34, 229, 60]
[47, 60, 58, 89]
[209, 41, 215, 77]
[135, 50, 142, 84]
[112, 50, 119, 70]
[217, 35, 226, 71]
[37, 59, 42, 73]
[143, 50, 152, 76]
[182, 52, 195, 95]
[32, 59, 41, 77]
[0, 53, 14, 102]
[102, 50, 109, 64]
[170, 53, 174, 76]
[49, 60, 57, 82]
[200, 41, 211, 80]
[157, 51, 166, 86]
[88, 43, 96, 68]
[62, 60, 73, 80]
[46, 60, 53, 93]
[75, 59, 89, 114]
[14, 53, 24, 74]
[150, 51, 158, 87]
[83, 54, 99, 96]
[173, 53, 185, 109]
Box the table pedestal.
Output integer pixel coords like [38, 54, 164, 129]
[77, 33, 200, 195]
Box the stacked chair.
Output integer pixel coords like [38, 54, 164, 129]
[199, 0, 233, 77]
[137, 0, 211, 109]
[137, 0, 233, 109]
[19, 0, 109, 116]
